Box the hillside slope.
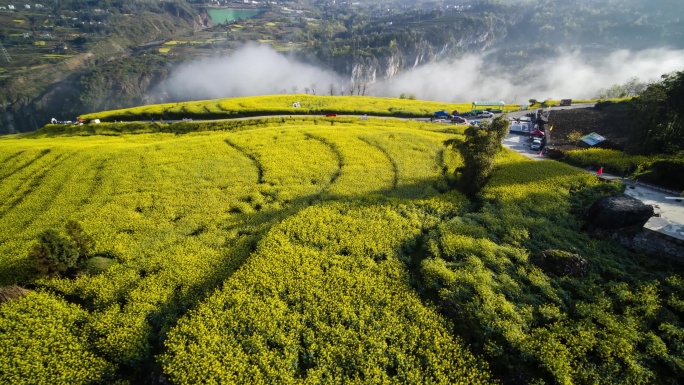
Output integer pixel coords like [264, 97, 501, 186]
[0, 116, 682, 384]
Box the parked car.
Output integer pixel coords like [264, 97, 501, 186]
[325, 113, 337, 117]
[433, 110, 451, 119]
[477, 111, 494, 118]
[451, 116, 468, 124]
[530, 139, 543, 151]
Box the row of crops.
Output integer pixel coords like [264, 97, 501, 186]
[77, 95, 521, 122]
[1, 116, 682, 384]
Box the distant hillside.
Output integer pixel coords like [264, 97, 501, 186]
[2, 0, 682, 134]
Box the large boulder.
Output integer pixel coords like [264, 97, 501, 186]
[535, 249, 589, 278]
[0, 285, 29, 304]
[584, 194, 653, 232]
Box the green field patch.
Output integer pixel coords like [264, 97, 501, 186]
[158, 47, 171, 54]
[13, 19, 25, 23]
[42, 54, 74, 58]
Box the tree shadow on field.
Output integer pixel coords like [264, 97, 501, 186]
[0, 256, 36, 287]
[117, 174, 463, 383]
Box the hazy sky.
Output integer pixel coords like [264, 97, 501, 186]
[158, 44, 684, 104]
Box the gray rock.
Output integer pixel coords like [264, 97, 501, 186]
[584, 194, 654, 231]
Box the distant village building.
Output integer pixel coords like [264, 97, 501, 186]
[52, 44, 68, 54]
[8, 5, 15, 9]
[24, 4, 31, 9]
[35, 4, 44, 8]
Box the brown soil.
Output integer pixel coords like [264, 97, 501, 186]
[545, 104, 632, 151]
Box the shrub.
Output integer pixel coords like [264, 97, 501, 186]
[83, 257, 117, 276]
[30, 230, 81, 276]
[65, 220, 95, 256]
[638, 158, 684, 191]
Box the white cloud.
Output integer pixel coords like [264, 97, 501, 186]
[158, 45, 684, 104]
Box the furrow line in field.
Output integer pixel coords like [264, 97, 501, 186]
[78, 157, 108, 207]
[0, 150, 26, 168]
[0, 150, 66, 212]
[0, 148, 51, 182]
[224, 139, 264, 185]
[303, 132, 344, 194]
[19, 154, 94, 230]
[357, 137, 399, 190]
[0, 152, 76, 221]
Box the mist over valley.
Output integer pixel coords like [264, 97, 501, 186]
[157, 44, 684, 104]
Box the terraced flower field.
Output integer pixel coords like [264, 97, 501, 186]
[0, 118, 487, 383]
[1, 116, 682, 385]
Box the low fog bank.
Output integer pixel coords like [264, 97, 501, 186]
[159, 45, 345, 101]
[157, 45, 684, 104]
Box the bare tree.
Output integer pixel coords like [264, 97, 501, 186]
[310, 83, 317, 95]
[329, 83, 336, 96]
[361, 82, 367, 96]
[292, 85, 299, 94]
[340, 88, 345, 96]
[349, 82, 355, 96]
[304, 87, 310, 95]
[356, 82, 362, 96]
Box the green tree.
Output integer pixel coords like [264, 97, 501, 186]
[30, 230, 80, 276]
[629, 70, 684, 154]
[65, 220, 95, 256]
[456, 116, 509, 198]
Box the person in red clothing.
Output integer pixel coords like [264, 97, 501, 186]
[597, 166, 603, 176]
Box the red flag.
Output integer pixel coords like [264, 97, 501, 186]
[539, 150, 543, 157]
[597, 166, 603, 176]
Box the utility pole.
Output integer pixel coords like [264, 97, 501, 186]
[0, 41, 12, 63]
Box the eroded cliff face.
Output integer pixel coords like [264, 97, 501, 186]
[342, 29, 503, 89]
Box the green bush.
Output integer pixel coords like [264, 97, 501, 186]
[638, 158, 684, 191]
[30, 230, 81, 276]
[83, 257, 117, 276]
[563, 148, 650, 175]
[65, 220, 95, 256]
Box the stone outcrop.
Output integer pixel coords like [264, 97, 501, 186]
[0, 285, 29, 304]
[535, 249, 589, 278]
[583, 194, 654, 232]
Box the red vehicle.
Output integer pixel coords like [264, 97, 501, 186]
[325, 113, 337, 117]
[450, 116, 468, 124]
